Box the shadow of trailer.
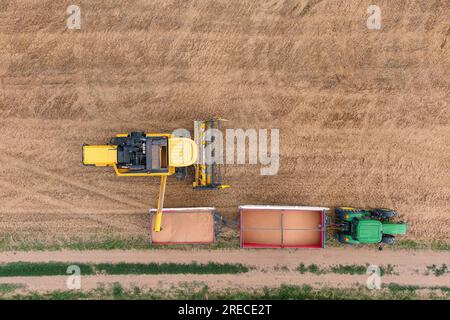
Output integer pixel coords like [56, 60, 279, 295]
[239, 205, 329, 248]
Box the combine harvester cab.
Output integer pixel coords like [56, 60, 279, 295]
[82, 133, 197, 176]
[239, 205, 329, 248]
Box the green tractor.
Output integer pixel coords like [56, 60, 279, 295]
[335, 207, 407, 245]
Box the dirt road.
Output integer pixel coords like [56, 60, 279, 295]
[0, 248, 449, 292]
[0, 0, 449, 247]
[1, 247, 449, 267]
[2, 272, 449, 293]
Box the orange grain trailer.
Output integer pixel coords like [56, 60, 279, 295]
[240, 205, 329, 248]
[150, 207, 217, 245]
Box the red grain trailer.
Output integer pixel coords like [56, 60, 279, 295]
[239, 205, 328, 248]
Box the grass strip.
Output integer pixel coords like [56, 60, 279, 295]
[297, 263, 396, 276]
[94, 262, 249, 275]
[4, 283, 450, 300]
[0, 283, 25, 294]
[426, 264, 448, 277]
[0, 262, 95, 277]
[0, 262, 248, 277]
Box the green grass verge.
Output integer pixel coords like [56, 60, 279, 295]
[0, 262, 95, 277]
[0, 283, 25, 294]
[4, 283, 450, 300]
[330, 264, 368, 275]
[94, 262, 249, 275]
[425, 264, 448, 277]
[297, 263, 396, 276]
[387, 283, 450, 295]
[0, 262, 249, 277]
[387, 283, 421, 293]
[297, 263, 324, 275]
[393, 240, 450, 251]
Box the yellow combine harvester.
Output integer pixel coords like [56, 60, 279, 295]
[82, 119, 229, 232]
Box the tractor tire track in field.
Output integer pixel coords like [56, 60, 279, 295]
[0, 151, 144, 210]
[0, 180, 145, 232]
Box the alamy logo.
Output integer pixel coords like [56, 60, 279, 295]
[367, 5, 382, 30]
[173, 127, 280, 176]
[366, 265, 381, 290]
[66, 265, 81, 289]
[66, 5, 81, 30]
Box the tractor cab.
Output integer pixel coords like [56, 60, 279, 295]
[351, 219, 382, 244]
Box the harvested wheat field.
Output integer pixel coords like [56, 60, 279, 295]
[0, 0, 449, 250]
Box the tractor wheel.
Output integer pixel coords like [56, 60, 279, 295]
[336, 207, 357, 213]
[337, 233, 348, 244]
[335, 207, 362, 219]
[374, 208, 397, 219]
[381, 235, 396, 244]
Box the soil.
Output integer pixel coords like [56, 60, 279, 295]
[0, 0, 449, 247]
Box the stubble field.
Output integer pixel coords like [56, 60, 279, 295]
[0, 0, 449, 248]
